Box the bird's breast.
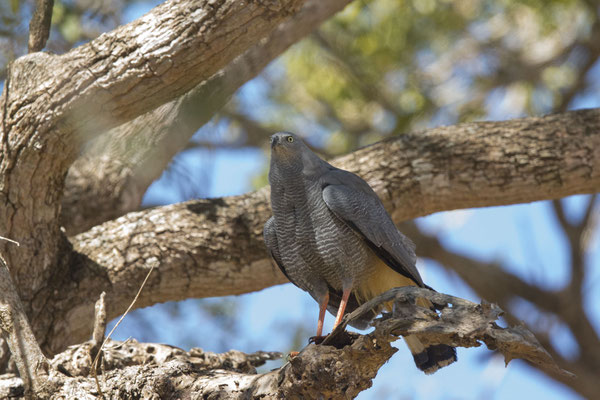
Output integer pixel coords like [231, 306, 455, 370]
[271, 179, 371, 290]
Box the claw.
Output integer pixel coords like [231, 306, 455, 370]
[308, 335, 328, 344]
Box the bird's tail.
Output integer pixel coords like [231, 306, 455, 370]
[351, 259, 457, 373]
[403, 296, 457, 374]
[404, 335, 457, 374]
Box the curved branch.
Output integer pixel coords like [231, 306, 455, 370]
[35, 107, 600, 354]
[332, 287, 568, 377]
[402, 220, 600, 397]
[7, 0, 307, 145]
[62, 0, 353, 235]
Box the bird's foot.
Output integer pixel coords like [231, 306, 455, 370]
[288, 351, 299, 359]
[308, 335, 328, 345]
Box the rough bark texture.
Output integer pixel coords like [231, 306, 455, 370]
[11, 0, 306, 140]
[0, 255, 49, 395]
[401, 219, 600, 399]
[332, 287, 569, 377]
[56, 193, 284, 356]
[0, 287, 565, 399]
[61, 0, 353, 235]
[28, 0, 54, 53]
[1, 0, 305, 295]
[342, 110, 600, 222]
[39, 108, 600, 354]
[0, 0, 308, 362]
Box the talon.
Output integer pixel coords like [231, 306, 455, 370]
[288, 351, 299, 358]
[309, 335, 328, 344]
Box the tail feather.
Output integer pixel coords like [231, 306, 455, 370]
[339, 257, 457, 373]
[405, 335, 457, 374]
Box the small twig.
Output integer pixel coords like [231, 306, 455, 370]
[0, 236, 20, 246]
[92, 266, 154, 398]
[552, 196, 598, 296]
[552, 199, 574, 232]
[28, 0, 54, 53]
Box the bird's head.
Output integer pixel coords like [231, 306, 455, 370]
[269, 132, 305, 161]
[269, 132, 328, 176]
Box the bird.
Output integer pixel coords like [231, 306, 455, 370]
[263, 132, 456, 374]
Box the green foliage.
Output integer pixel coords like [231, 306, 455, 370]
[227, 0, 598, 156]
[10, 0, 19, 14]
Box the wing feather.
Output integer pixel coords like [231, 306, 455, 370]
[321, 169, 425, 287]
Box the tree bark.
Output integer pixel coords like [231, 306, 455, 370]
[0, 287, 567, 399]
[1, 0, 598, 396]
[39, 107, 600, 354]
[9, 0, 307, 141]
[0, 0, 309, 359]
[61, 0, 354, 235]
[1, 0, 306, 294]
[401, 218, 600, 397]
[0, 255, 49, 395]
[28, 0, 54, 53]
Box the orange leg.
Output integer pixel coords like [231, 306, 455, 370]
[316, 292, 329, 337]
[333, 288, 352, 329]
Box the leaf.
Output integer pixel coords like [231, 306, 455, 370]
[10, 0, 19, 14]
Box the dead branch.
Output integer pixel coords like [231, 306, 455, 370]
[90, 292, 106, 362]
[330, 287, 570, 378]
[92, 293, 107, 349]
[401, 220, 599, 398]
[0, 287, 566, 399]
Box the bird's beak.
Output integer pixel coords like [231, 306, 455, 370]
[270, 135, 279, 149]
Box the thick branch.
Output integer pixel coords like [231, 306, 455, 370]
[0, 0, 319, 360]
[343, 109, 600, 222]
[7, 0, 307, 146]
[62, 0, 353, 235]
[41, 107, 600, 354]
[50, 192, 287, 355]
[0, 288, 567, 399]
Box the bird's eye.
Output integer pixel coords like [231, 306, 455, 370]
[287, 136, 294, 143]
